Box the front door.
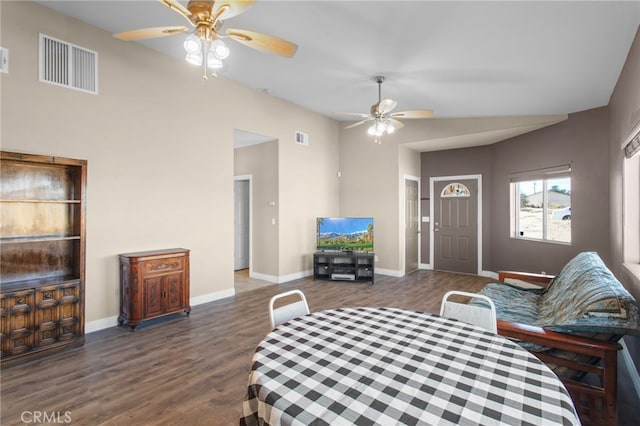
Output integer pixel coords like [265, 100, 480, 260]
[433, 179, 478, 274]
[405, 179, 419, 274]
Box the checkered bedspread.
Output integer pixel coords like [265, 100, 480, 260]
[241, 307, 579, 426]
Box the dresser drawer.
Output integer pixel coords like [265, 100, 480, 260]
[143, 257, 185, 275]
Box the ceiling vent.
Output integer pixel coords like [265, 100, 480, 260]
[39, 34, 98, 94]
[295, 131, 309, 146]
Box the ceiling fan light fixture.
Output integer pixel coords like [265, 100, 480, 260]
[385, 121, 395, 134]
[183, 34, 202, 54]
[207, 54, 224, 69]
[185, 51, 203, 66]
[115, 0, 297, 82]
[210, 39, 230, 60]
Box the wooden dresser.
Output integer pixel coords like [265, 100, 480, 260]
[118, 248, 190, 331]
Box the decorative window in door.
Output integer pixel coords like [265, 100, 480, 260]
[441, 183, 471, 198]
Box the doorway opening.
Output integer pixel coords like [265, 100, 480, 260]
[233, 129, 277, 292]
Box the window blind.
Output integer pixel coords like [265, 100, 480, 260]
[624, 130, 640, 159]
[509, 164, 571, 183]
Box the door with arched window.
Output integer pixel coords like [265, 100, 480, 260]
[433, 179, 478, 274]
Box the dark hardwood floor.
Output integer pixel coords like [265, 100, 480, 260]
[1, 270, 637, 425]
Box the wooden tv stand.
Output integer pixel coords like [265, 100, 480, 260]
[313, 251, 375, 284]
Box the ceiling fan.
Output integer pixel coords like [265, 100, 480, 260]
[114, 0, 298, 79]
[338, 76, 433, 143]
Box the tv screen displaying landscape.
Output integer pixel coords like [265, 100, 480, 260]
[316, 217, 374, 252]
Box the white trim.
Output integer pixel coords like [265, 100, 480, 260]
[620, 339, 640, 402]
[480, 270, 499, 279]
[419, 263, 432, 270]
[190, 288, 235, 306]
[250, 269, 313, 284]
[250, 271, 280, 283]
[376, 267, 404, 277]
[278, 270, 313, 283]
[429, 174, 483, 275]
[85, 316, 119, 333]
[85, 288, 236, 333]
[234, 175, 253, 274]
[403, 175, 421, 275]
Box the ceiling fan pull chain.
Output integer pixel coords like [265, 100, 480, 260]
[202, 37, 210, 80]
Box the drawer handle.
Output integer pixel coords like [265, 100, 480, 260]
[16, 298, 25, 305]
[43, 292, 54, 300]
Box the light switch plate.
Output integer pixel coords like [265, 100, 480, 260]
[0, 47, 8, 74]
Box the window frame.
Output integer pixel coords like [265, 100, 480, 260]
[509, 165, 571, 245]
[623, 120, 640, 277]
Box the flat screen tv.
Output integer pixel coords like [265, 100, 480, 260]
[316, 217, 374, 252]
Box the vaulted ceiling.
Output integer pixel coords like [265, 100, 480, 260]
[34, 1, 640, 151]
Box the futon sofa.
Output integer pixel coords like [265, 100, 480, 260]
[475, 252, 640, 426]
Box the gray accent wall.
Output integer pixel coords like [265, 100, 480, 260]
[421, 107, 610, 275]
[490, 107, 610, 274]
[609, 25, 640, 367]
[420, 146, 493, 269]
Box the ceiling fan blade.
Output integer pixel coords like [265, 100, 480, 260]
[157, 0, 194, 25]
[213, 0, 256, 20]
[225, 28, 298, 57]
[113, 26, 188, 41]
[377, 98, 397, 115]
[335, 112, 372, 119]
[388, 118, 405, 129]
[390, 109, 434, 119]
[345, 119, 372, 129]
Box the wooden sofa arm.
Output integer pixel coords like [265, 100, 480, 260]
[497, 319, 621, 426]
[498, 271, 555, 286]
[497, 320, 621, 356]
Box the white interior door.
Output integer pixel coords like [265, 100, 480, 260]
[234, 179, 250, 270]
[405, 178, 419, 274]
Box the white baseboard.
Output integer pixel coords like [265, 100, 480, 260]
[85, 288, 236, 334]
[416, 264, 497, 280]
[190, 288, 235, 306]
[480, 270, 499, 279]
[250, 269, 313, 284]
[85, 315, 119, 333]
[376, 268, 403, 277]
[621, 339, 640, 401]
[249, 271, 279, 283]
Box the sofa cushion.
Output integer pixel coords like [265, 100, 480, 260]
[538, 252, 640, 336]
[475, 283, 549, 351]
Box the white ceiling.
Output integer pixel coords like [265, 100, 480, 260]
[33, 1, 640, 150]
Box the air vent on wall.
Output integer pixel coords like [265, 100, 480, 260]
[295, 131, 309, 146]
[39, 34, 98, 94]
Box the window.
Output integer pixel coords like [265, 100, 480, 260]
[510, 165, 571, 244]
[623, 123, 640, 270]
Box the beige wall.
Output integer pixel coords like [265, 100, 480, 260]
[278, 118, 340, 276]
[338, 127, 414, 275]
[234, 141, 279, 277]
[1, 1, 339, 326]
